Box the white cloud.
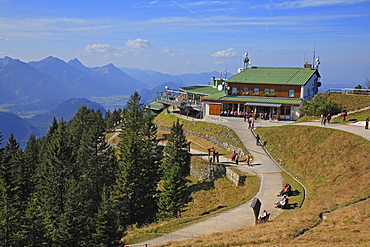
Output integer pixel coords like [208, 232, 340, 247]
[261, 0, 369, 9]
[161, 47, 171, 53]
[125, 38, 151, 52]
[84, 44, 112, 54]
[210, 48, 236, 58]
[0, 37, 9, 40]
[214, 61, 224, 65]
[187, 1, 227, 7]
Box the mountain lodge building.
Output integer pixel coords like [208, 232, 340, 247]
[156, 54, 321, 121]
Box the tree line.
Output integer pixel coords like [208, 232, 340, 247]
[0, 92, 190, 246]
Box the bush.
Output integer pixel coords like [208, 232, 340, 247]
[301, 95, 341, 116]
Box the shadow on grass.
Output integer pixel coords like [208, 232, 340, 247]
[290, 189, 301, 197]
[200, 205, 227, 215]
[284, 202, 298, 210]
[348, 118, 358, 121]
[187, 180, 215, 196]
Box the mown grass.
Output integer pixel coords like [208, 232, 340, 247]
[159, 125, 370, 246]
[294, 115, 319, 123]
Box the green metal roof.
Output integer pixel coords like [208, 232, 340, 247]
[228, 67, 319, 85]
[180, 85, 219, 95]
[146, 101, 164, 111]
[203, 95, 302, 105]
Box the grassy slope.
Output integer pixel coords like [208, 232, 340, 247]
[324, 93, 370, 111]
[161, 125, 370, 246]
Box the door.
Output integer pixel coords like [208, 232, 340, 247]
[209, 104, 221, 115]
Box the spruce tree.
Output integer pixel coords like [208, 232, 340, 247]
[92, 186, 122, 247]
[116, 92, 161, 226]
[158, 119, 190, 218]
[35, 120, 76, 245]
[0, 134, 24, 246]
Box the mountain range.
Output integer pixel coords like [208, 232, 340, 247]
[0, 55, 220, 146]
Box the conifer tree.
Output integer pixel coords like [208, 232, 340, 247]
[0, 134, 24, 246]
[92, 186, 122, 247]
[34, 120, 76, 245]
[158, 119, 190, 218]
[116, 92, 161, 226]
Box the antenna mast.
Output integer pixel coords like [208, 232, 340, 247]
[243, 52, 250, 70]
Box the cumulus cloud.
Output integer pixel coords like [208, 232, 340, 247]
[125, 38, 151, 52]
[210, 48, 236, 58]
[84, 44, 112, 53]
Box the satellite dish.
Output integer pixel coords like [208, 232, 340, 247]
[217, 84, 223, 91]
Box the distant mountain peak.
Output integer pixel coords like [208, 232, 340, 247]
[68, 58, 88, 71]
[0, 56, 20, 67]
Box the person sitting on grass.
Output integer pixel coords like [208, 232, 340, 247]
[275, 195, 288, 208]
[278, 183, 291, 196]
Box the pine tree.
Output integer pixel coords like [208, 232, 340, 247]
[158, 119, 191, 218]
[116, 92, 161, 226]
[92, 186, 122, 247]
[35, 120, 76, 245]
[0, 134, 24, 246]
[67, 106, 118, 241]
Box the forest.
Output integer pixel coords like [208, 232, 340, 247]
[0, 92, 191, 247]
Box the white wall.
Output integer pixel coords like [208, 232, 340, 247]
[302, 73, 320, 100]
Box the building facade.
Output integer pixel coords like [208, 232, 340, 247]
[178, 64, 321, 121]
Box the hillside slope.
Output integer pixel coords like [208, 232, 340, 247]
[161, 125, 370, 246]
[0, 112, 43, 147]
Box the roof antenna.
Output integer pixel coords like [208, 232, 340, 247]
[312, 44, 321, 70]
[243, 52, 250, 70]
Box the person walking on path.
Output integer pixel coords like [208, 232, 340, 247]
[321, 114, 326, 125]
[366, 117, 369, 130]
[326, 114, 332, 124]
[246, 154, 251, 166]
[256, 135, 260, 145]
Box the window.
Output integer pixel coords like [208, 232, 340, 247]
[254, 88, 259, 94]
[232, 87, 237, 94]
[264, 88, 275, 95]
[243, 88, 248, 93]
[288, 90, 294, 97]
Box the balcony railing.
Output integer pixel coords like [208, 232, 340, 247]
[156, 97, 202, 112]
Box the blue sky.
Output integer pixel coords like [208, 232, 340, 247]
[0, 0, 369, 91]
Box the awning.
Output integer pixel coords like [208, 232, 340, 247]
[244, 102, 282, 107]
[206, 102, 222, 104]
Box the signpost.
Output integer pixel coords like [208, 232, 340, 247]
[250, 198, 261, 226]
